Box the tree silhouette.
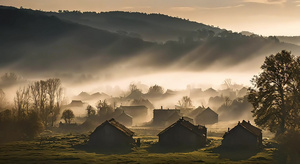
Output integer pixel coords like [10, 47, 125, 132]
[61, 109, 75, 124]
[96, 100, 113, 116]
[86, 105, 96, 117]
[178, 96, 193, 109]
[147, 84, 164, 95]
[248, 50, 300, 136]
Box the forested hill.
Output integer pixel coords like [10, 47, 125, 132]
[0, 6, 154, 72]
[1, 5, 300, 81]
[47, 10, 222, 42]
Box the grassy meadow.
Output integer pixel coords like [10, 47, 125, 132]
[0, 130, 277, 164]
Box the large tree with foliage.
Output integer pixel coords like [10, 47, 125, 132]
[61, 109, 75, 124]
[248, 50, 300, 136]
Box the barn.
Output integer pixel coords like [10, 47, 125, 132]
[158, 118, 207, 147]
[88, 118, 135, 148]
[222, 120, 262, 149]
[195, 107, 218, 125]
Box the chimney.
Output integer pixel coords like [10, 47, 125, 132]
[228, 128, 230, 132]
[161, 106, 163, 110]
[238, 121, 240, 124]
[248, 120, 250, 123]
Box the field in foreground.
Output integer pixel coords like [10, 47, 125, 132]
[0, 133, 276, 164]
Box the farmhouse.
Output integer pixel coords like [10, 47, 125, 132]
[187, 106, 205, 118]
[68, 100, 84, 107]
[115, 105, 148, 119]
[222, 120, 262, 148]
[165, 110, 182, 125]
[158, 118, 207, 147]
[88, 118, 135, 148]
[115, 111, 133, 127]
[152, 107, 182, 126]
[195, 107, 218, 125]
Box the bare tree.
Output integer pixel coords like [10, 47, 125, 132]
[0, 89, 6, 110]
[30, 79, 63, 127]
[46, 78, 63, 126]
[178, 96, 193, 109]
[224, 96, 232, 106]
[129, 83, 138, 93]
[14, 86, 30, 118]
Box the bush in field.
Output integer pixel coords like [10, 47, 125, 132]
[0, 109, 44, 142]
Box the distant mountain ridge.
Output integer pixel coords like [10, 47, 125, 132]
[276, 36, 300, 46]
[47, 10, 222, 42]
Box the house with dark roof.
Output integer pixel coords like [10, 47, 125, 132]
[158, 118, 207, 147]
[187, 106, 205, 118]
[182, 116, 194, 124]
[68, 100, 84, 107]
[115, 105, 148, 119]
[165, 110, 182, 126]
[152, 107, 182, 127]
[115, 111, 133, 127]
[222, 120, 262, 148]
[195, 107, 218, 125]
[88, 118, 135, 148]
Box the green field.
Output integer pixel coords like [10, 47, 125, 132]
[0, 133, 277, 164]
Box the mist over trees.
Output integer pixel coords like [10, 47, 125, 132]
[0, 6, 299, 163]
[1, 6, 300, 83]
[0, 78, 63, 142]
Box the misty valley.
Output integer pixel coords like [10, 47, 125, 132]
[0, 5, 300, 164]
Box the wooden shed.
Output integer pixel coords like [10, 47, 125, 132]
[222, 120, 262, 149]
[158, 118, 207, 147]
[195, 107, 218, 125]
[88, 118, 134, 148]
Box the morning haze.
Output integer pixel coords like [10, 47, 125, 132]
[0, 1, 299, 164]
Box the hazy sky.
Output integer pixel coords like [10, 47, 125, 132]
[1, 0, 300, 36]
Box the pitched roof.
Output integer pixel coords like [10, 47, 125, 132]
[167, 111, 181, 121]
[198, 107, 218, 116]
[93, 118, 134, 137]
[223, 120, 262, 138]
[117, 111, 133, 119]
[188, 106, 205, 117]
[158, 118, 206, 136]
[182, 116, 193, 123]
[240, 120, 262, 137]
[119, 105, 148, 110]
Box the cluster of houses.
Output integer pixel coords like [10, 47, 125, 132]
[61, 99, 262, 150]
[113, 105, 219, 128]
[87, 117, 262, 150]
